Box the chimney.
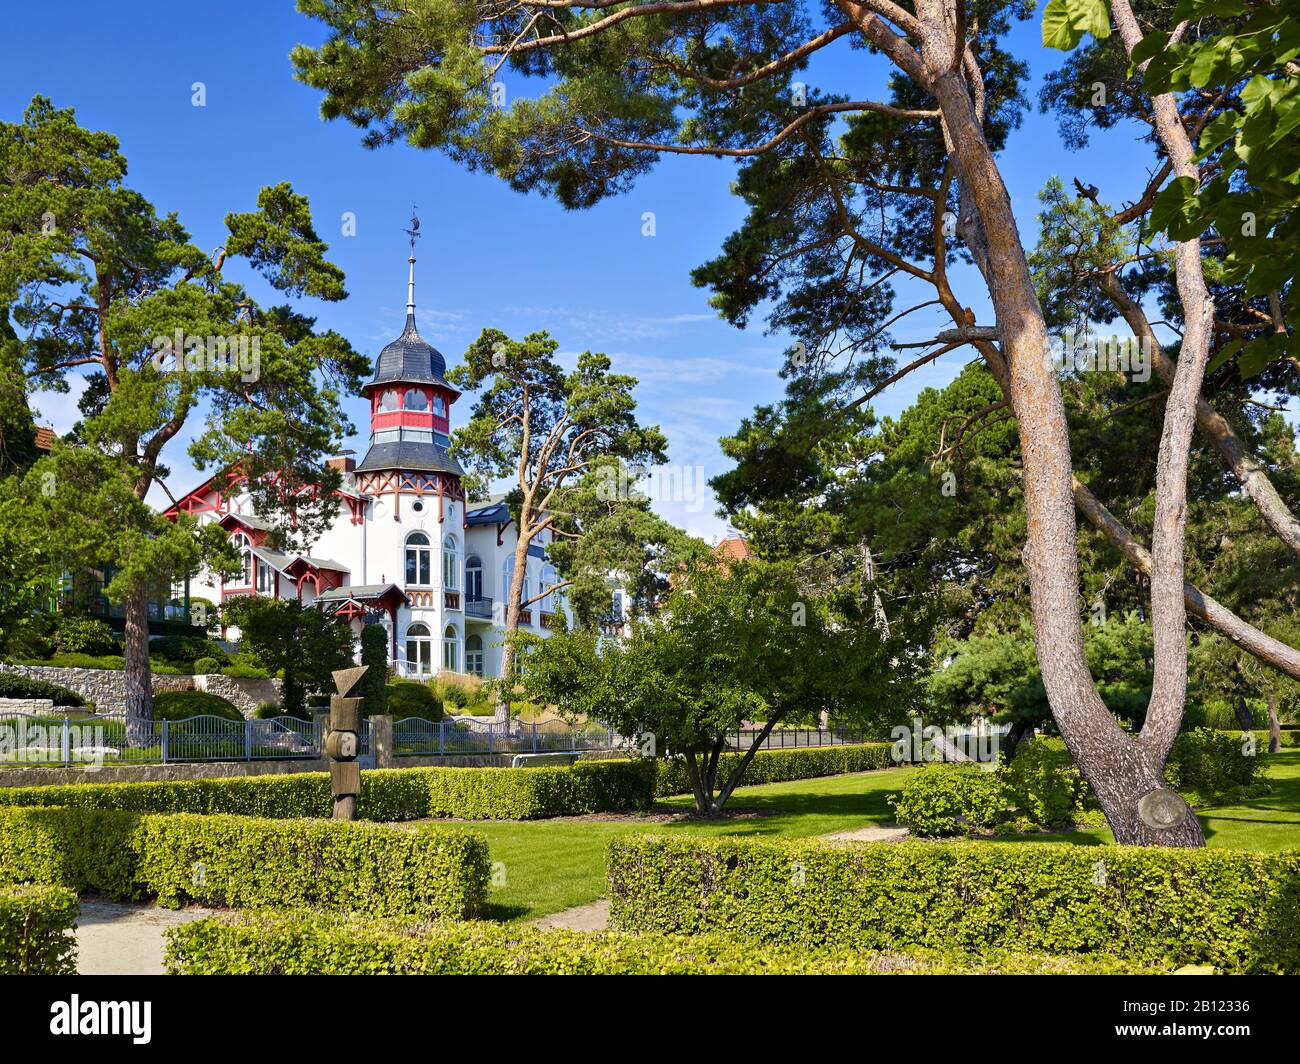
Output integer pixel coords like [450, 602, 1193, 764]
[327, 455, 356, 474]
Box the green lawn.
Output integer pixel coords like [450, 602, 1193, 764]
[468, 752, 1300, 922]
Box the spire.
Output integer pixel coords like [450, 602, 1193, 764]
[404, 208, 421, 321]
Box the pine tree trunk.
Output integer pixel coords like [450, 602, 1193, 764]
[494, 532, 532, 725]
[1267, 695, 1282, 755]
[123, 582, 154, 746]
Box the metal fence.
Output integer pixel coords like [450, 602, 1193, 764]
[0, 712, 321, 767]
[726, 722, 1009, 752]
[393, 716, 625, 756]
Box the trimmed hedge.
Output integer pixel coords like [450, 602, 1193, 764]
[162, 910, 1164, 975]
[654, 742, 896, 797]
[0, 884, 78, 974]
[0, 672, 85, 707]
[0, 759, 658, 822]
[607, 834, 1300, 973]
[0, 806, 488, 919]
[152, 690, 242, 722]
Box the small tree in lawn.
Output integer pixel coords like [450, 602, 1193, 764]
[222, 598, 354, 718]
[521, 557, 921, 815]
[447, 329, 668, 722]
[359, 622, 389, 718]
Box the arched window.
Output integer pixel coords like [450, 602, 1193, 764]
[405, 531, 431, 586]
[405, 622, 432, 677]
[442, 535, 459, 590]
[432, 395, 446, 417]
[465, 554, 483, 601]
[442, 625, 459, 672]
[378, 389, 400, 412]
[466, 634, 484, 677]
[541, 564, 558, 612]
[403, 389, 429, 411]
[231, 533, 252, 586]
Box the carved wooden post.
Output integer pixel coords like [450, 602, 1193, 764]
[327, 665, 368, 821]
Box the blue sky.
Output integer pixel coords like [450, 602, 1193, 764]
[4, 2, 1164, 541]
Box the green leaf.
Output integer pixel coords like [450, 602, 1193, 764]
[1043, 0, 1112, 51]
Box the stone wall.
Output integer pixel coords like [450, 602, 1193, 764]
[0, 663, 192, 714]
[0, 757, 327, 788]
[0, 697, 55, 715]
[0, 664, 281, 718]
[192, 674, 282, 717]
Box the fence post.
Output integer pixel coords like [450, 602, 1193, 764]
[532, 721, 537, 753]
[62, 718, 70, 767]
[372, 715, 395, 769]
[161, 719, 169, 764]
[488, 722, 495, 754]
[439, 719, 445, 755]
[244, 718, 253, 761]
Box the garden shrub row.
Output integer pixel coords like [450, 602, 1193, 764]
[0, 759, 658, 822]
[162, 910, 1163, 975]
[0, 884, 78, 975]
[653, 742, 897, 798]
[0, 806, 487, 919]
[607, 834, 1300, 973]
[893, 730, 1272, 837]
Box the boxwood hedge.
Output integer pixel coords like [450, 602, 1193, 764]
[607, 834, 1300, 973]
[0, 806, 488, 919]
[162, 910, 1164, 975]
[653, 743, 897, 797]
[0, 884, 78, 975]
[0, 759, 657, 822]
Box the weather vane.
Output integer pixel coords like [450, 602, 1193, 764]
[405, 207, 420, 253]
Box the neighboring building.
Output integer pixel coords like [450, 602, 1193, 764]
[165, 244, 569, 678]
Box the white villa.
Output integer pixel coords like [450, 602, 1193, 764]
[165, 246, 570, 678]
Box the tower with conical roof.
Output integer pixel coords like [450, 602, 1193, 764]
[353, 215, 466, 525]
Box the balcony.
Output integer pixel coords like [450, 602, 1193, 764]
[465, 596, 493, 620]
[444, 590, 461, 611]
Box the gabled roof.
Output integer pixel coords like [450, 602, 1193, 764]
[316, 583, 405, 603]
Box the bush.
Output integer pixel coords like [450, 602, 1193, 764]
[17, 652, 188, 674]
[0, 806, 488, 919]
[162, 911, 1163, 975]
[253, 701, 297, 720]
[359, 625, 388, 717]
[53, 614, 119, 657]
[607, 835, 1300, 973]
[0, 759, 659, 822]
[152, 690, 242, 722]
[192, 656, 222, 675]
[149, 635, 229, 665]
[0, 673, 85, 708]
[1167, 727, 1268, 805]
[999, 736, 1090, 828]
[654, 742, 896, 797]
[890, 764, 1005, 836]
[0, 884, 78, 974]
[385, 681, 443, 722]
[221, 661, 271, 679]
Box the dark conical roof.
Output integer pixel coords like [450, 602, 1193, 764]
[368, 312, 456, 391]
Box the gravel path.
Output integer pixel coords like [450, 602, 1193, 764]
[74, 899, 218, 975]
[819, 824, 910, 844]
[529, 899, 610, 932]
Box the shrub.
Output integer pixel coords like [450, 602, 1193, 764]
[0, 884, 78, 974]
[607, 835, 1300, 973]
[359, 625, 388, 717]
[162, 911, 1163, 975]
[0, 806, 488, 919]
[999, 736, 1090, 828]
[653, 743, 896, 797]
[53, 614, 118, 656]
[192, 656, 222, 675]
[1167, 727, 1268, 805]
[0, 759, 658, 822]
[890, 763, 1005, 836]
[221, 660, 271, 679]
[253, 701, 295, 719]
[0, 673, 85, 708]
[385, 681, 443, 722]
[149, 635, 229, 665]
[152, 690, 242, 722]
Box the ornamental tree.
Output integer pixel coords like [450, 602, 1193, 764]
[221, 597, 356, 717]
[520, 557, 923, 814]
[447, 328, 669, 720]
[1, 97, 368, 734]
